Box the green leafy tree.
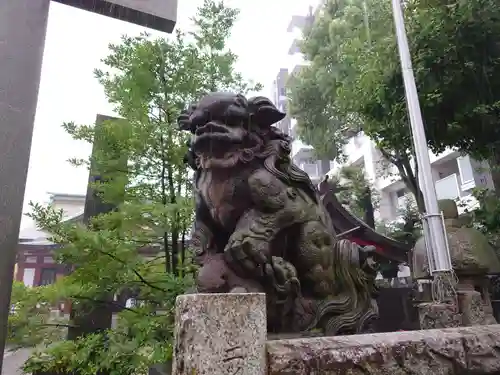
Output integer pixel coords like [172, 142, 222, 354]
[461, 188, 500, 252]
[363, 0, 500, 194]
[288, 64, 351, 161]
[330, 0, 500, 195]
[333, 165, 379, 227]
[288, 0, 426, 210]
[288, 0, 365, 161]
[15, 2, 261, 374]
[8, 281, 66, 348]
[190, 0, 262, 93]
[377, 196, 422, 248]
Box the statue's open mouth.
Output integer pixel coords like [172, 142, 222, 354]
[195, 123, 229, 136]
[193, 122, 243, 153]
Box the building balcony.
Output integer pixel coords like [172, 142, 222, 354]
[343, 133, 366, 166]
[429, 148, 456, 164]
[286, 9, 315, 33]
[434, 173, 480, 213]
[378, 152, 493, 220]
[291, 139, 313, 159]
[300, 162, 319, 177]
[435, 173, 461, 201]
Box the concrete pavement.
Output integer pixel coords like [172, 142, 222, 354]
[2, 348, 31, 375]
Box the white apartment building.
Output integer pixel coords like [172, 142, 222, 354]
[270, 3, 333, 186]
[326, 133, 495, 221]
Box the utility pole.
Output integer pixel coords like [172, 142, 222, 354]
[390, 0, 453, 288]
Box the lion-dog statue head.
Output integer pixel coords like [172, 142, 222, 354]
[178, 92, 317, 199]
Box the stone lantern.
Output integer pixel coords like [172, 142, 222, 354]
[412, 199, 500, 328]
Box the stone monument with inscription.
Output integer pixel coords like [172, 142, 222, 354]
[172, 293, 266, 375]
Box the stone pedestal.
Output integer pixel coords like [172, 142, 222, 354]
[172, 293, 266, 375]
[418, 302, 462, 329]
[458, 289, 496, 326]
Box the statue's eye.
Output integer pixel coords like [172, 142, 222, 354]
[191, 110, 210, 129]
[223, 104, 248, 126]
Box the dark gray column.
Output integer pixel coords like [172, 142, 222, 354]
[0, 0, 50, 370]
[319, 159, 331, 175]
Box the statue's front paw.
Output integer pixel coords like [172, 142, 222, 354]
[225, 232, 269, 273]
[196, 253, 229, 293]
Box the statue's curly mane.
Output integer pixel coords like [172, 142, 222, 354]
[245, 123, 319, 203]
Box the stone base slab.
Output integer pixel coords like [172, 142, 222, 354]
[267, 325, 500, 374]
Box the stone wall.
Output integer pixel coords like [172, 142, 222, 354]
[267, 325, 500, 375]
[172, 293, 500, 375]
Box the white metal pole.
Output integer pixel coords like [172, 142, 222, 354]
[390, 0, 452, 273]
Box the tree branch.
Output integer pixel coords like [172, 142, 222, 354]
[71, 295, 146, 315]
[93, 248, 169, 293]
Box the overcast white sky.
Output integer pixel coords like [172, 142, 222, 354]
[22, 0, 317, 228]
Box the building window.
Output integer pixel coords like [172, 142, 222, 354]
[25, 256, 37, 263]
[43, 256, 55, 264]
[39, 268, 57, 286]
[396, 188, 408, 198]
[22, 268, 35, 287]
[457, 156, 474, 184]
[395, 188, 410, 212]
[301, 162, 318, 177]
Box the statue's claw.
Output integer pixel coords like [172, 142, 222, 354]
[225, 232, 269, 273]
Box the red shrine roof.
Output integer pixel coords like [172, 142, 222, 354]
[318, 180, 411, 264]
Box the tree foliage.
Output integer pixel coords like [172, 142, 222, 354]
[289, 0, 484, 211]
[332, 165, 379, 227]
[462, 188, 500, 252]
[15, 2, 261, 374]
[287, 0, 366, 161]
[377, 196, 422, 248]
[316, 0, 500, 193]
[362, 0, 500, 160]
[8, 282, 66, 348]
[350, 0, 500, 191]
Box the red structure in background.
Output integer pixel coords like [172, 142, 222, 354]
[15, 242, 70, 313]
[16, 239, 162, 314]
[318, 178, 411, 265]
[16, 244, 66, 286]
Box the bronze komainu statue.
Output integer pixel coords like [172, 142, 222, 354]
[178, 92, 380, 335]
